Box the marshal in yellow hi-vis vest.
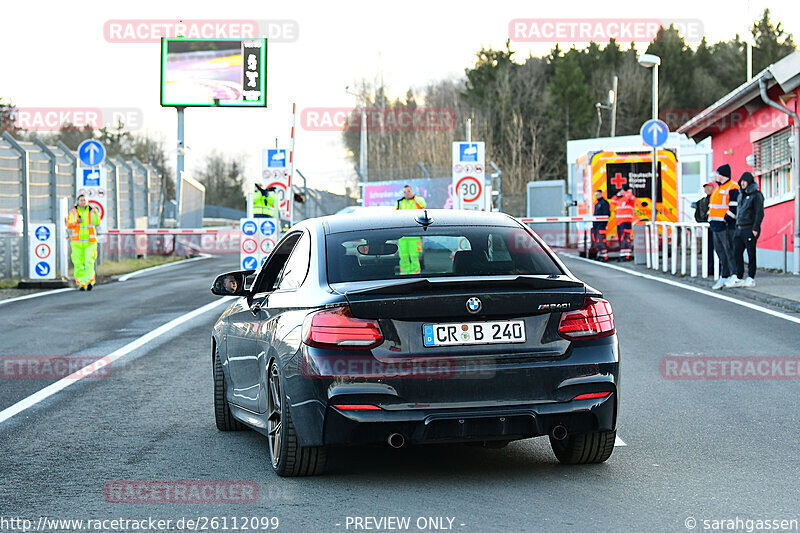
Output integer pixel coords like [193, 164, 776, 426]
[253, 184, 277, 218]
[395, 185, 427, 275]
[65, 195, 101, 290]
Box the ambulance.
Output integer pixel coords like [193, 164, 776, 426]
[575, 148, 680, 255]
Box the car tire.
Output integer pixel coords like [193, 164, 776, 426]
[213, 346, 246, 432]
[550, 430, 615, 464]
[267, 359, 327, 477]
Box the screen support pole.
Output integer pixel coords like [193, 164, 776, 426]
[176, 106, 185, 227]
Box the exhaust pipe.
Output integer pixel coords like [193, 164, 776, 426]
[551, 424, 568, 441]
[387, 433, 405, 448]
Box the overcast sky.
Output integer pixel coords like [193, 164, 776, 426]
[3, 0, 797, 194]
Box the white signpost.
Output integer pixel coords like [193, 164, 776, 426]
[76, 140, 108, 234]
[261, 149, 291, 220]
[239, 217, 278, 270]
[240, 218, 260, 271]
[452, 142, 486, 211]
[29, 223, 56, 279]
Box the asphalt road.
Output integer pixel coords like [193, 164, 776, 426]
[2, 253, 799, 533]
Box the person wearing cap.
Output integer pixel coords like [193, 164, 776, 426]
[708, 164, 739, 289]
[694, 180, 717, 274]
[727, 172, 764, 288]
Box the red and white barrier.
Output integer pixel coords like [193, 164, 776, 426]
[518, 216, 608, 223]
[104, 228, 220, 235]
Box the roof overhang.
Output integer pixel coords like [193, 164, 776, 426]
[677, 51, 800, 141]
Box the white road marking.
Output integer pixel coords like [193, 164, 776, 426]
[0, 297, 232, 426]
[614, 436, 626, 447]
[564, 254, 800, 325]
[0, 288, 74, 307]
[117, 254, 211, 281]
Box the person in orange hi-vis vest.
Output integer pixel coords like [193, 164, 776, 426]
[66, 194, 101, 291]
[610, 184, 636, 261]
[708, 163, 739, 289]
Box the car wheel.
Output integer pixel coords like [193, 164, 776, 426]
[550, 430, 615, 464]
[267, 359, 327, 477]
[213, 345, 245, 431]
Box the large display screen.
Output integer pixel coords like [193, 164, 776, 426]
[160, 38, 267, 107]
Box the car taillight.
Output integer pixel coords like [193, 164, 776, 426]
[558, 297, 615, 340]
[572, 392, 611, 400]
[333, 404, 382, 411]
[302, 306, 383, 349]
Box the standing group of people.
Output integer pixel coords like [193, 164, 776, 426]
[590, 163, 765, 285]
[592, 184, 636, 262]
[695, 164, 765, 289]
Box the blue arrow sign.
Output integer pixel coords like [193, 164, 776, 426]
[35, 261, 50, 277]
[78, 140, 106, 167]
[242, 257, 258, 270]
[241, 220, 258, 235]
[640, 119, 669, 148]
[260, 219, 276, 236]
[34, 225, 50, 241]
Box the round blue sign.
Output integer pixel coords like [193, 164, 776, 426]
[260, 220, 276, 236]
[78, 140, 106, 167]
[241, 221, 258, 236]
[35, 226, 50, 241]
[261, 256, 268, 265]
[34, 261, 50, 277]
[640, 119, 669, 148]
[242, 257, 258, 270]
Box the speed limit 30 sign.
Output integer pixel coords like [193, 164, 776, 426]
[452, 142, 486, 211]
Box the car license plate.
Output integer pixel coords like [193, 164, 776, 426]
[423, 321, 526, 347]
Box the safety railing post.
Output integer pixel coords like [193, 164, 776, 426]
[662, 223, 668, 272]
[680, 226, 686, 275]
[644, 224, 651, 268]
[701, 226, 708, 279]
[671, 224, 678, 274]
[652, 223, 659, 270]
[714, 247, 720, 280]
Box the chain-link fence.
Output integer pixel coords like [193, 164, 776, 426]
[0, 132, 168, 280]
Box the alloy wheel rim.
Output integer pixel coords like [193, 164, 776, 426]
[267, 362, 282, 467]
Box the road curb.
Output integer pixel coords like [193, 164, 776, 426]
[572, 256, 800, 314]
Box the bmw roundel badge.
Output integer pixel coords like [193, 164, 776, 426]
[466, 297, 482, 314]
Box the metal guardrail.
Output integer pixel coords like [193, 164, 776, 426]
[0, 132, 168, 280]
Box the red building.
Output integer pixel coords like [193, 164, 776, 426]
[679, 51, 799, 273]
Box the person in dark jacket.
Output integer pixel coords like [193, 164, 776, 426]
[694, 181, 717, 273]
[727, 172, 764, 288]
[591, 190, 610, 261]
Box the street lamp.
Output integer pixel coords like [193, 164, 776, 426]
[345, 86, 367, 184]
[639, 53, 661, 223]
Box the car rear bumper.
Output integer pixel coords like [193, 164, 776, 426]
[284, 336, 619, 447]
[322, 393, 617, 446]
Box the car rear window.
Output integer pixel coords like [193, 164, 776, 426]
[326, 225, 561, 283]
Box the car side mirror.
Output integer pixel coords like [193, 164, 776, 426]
[211, 270, 254, 296]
